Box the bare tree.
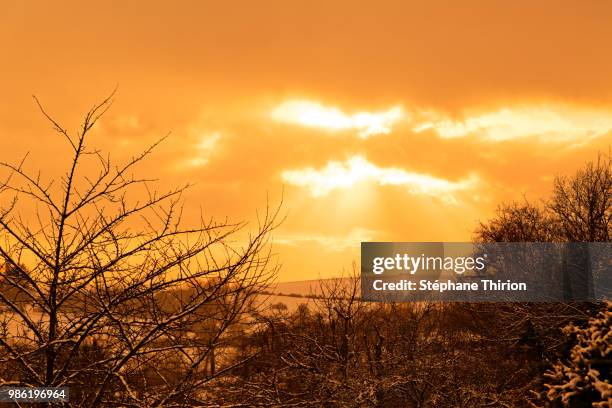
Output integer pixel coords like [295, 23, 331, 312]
[475, 201, 556, 243]
[476, 152, 611, 244]
[0, 93, 279, 406]
[473, 152, 611, 406]
[548, 152, 611, 242]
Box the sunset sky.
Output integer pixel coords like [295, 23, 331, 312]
[1, 1, 611, 281]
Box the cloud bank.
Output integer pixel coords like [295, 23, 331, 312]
[271, 100, 403, 138]
[282, 155, 477, 202]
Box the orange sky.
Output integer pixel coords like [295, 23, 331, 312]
[1, 1, 611, 281]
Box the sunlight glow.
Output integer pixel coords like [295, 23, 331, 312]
[271, 100, 403, 138]
[275, 228, 377, 251]
[281, 156, 477, 202]
[413, 107, 612, 142]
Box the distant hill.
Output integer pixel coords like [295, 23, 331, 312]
[258, 277, 354, 310]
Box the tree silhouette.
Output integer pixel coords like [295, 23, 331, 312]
[475, 152, 611, 406]
[476, 152, 611, 244]
[0, 93, 279, 406]
[549, 153, 612, 242]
